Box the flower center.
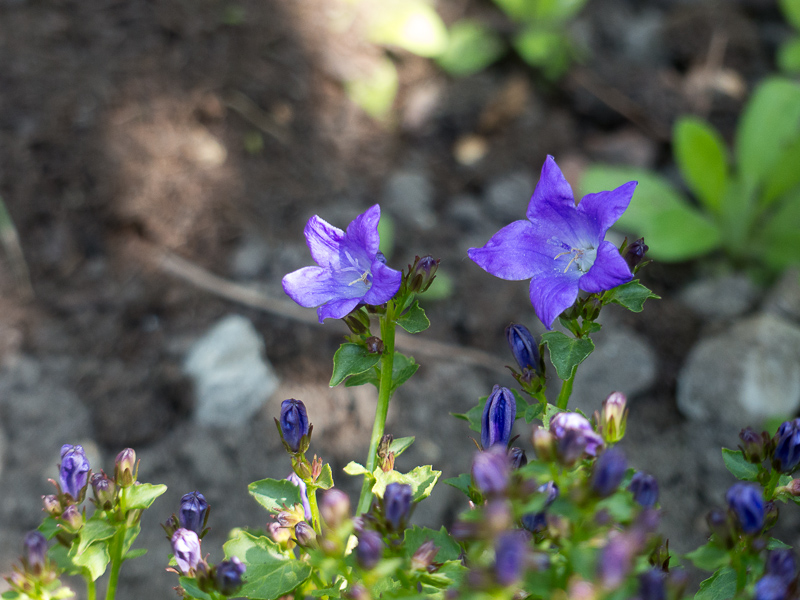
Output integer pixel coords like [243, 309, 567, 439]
[553, 245, 596, 274]
[341, 250, 373, 289]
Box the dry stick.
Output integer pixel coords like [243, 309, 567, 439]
[153, 247, 508, 373]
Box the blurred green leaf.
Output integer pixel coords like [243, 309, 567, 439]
[762, 136, 800, 206]
[721, 448, 759, 481]
[696, 566, 736, 600]
[493, 0, 587, 22]
[367, 0, 448, 57]
[779, 0, 800, 30]
[756, 189, 800, 270]
[377, 213, 395, 257]
[248, 478, 302, 513]
[512, 27, 571, 79]
[581, 166, 722, 261]
[344, 57, 398, 120]
[778, 37, 800, 73]
[674, 116, 729, 215]
[372, 465, 441, 501]
[436, 20, 506, 77]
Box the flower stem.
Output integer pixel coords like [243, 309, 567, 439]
[105, 525, 126, 600]
[356, 303, 397, 515]
[308, 487, 321, 534]
[86, 574, 96, 600]
[556, 369, 576, 411]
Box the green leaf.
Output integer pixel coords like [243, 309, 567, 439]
[696, 566, 737, 600]
[403, 526, 462, 562]
[366, 0, 448, 57]
[762, 136, 800, 205]
[124, 548, 147, 561]
[778, 37, 800, 73]
[179, 577, 214, 600]
[71, 542, 110, 581]
[39, 516, 61, 540]
[314, 464, 334, 490]
[76, 519, 115, 555]
[541, 403, 562, 428]
[686, 542, 730, 571]
[223, 531, 313, 600]
[444, 473, 472, 496]
[123, 483, 167, 510]
[344, 56, 398, 120]
[343, 461, 369, 476]
[721, 448, 760, 481]
[736, 78, 800, 186]
[603, 281, 660, 312]
[524, 402, 544, 423]
[493, 0, 587, 22]
[580, 166, 722, 261]
[768, 537, 793, 550]
[396, 301, 430, 334]
[757, 190, 800, 270]
[780, 0, 800, 33]
[451, 398, 486, 433]
[512, 27, 572, 79]
[674, 116, 729, 214]
[541, 331, 594, 380]
[372, 465, 441, 502]
[122, 523, 141, 558]
[391, 352, 420, 392]
[596, 492, 635, 523]
[248, 478, 302, 513]
[436, 20, 505, 77]
[388, 436, 415, 457]
[330, 343, 381, 387]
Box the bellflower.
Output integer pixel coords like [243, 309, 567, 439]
[59, 444, 91, 500]
[179, 491, 209, 535]
[773, 419, 800, 473]
[215, 556, 246, 595]
[726, 482, 765, 535]
[282, 205, 402, 323]
[280, 399, 309, 454]
[481, 385, 516, 449]
[171, 528, 202, 575]
[468, 156, 636, 329]
[549, 412, 604, 457]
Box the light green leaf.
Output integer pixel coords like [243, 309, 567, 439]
[512, 27, 571, 79]
[396, 301, 430, 334]
[436, 20, 505, 77]
[343, 461, 370, 476]
[493, 0, 587, 22]
[124, 548, 147, 561]
[762, 136, 800, 206]
[314, 464, 334, 490]
[721, 448, 760, 481]
[330, 343, 381, 387]
[344, 57, 398, 120]
[581, 166, 722, 261]
[366, 0, 448, 57]
[179, 577, 214, 600]
[403, 526, 462, 562]
[123, 483, 167, 511]
[686, 542, 730, 571]
[372, 465, 441, 502]
[603, 281, 660, 313]
[696, 566, 736, 600]
[248, 478, 302, 514]
[388, 436, 415, 457]
[768, 537, 793, 549]
[223, 531, 313, 599]
[122, 523, 141, 558]
[71, 542, 110, 582]
[76, 519, 115, 555]
[756, 189, 800, 270]
[541, 331, 594, 380]
[541, 403, 562, 428]
[778, 37, 800, 73]
[780, 0, 800, 30]
[674, 116, 729, 214]
[736, 78, 800, 186]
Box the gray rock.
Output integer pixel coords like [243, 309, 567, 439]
[485, 171, 534, 222]
[763, 268, 800, 324]
[183, 315, 280, 427]
[382, 170, 437, 231]
[680, 274, 761, 321]
[230, 234, 271, 280]
[677, 313, 800, 425]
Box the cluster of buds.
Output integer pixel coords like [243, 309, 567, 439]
[4, 532, 59, 596]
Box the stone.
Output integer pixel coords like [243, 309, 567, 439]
[679, 274, 761, 321]
[382, 170, 437, 231]
[677, 313, 800, 425]
[230, 234, 271, 280]
[183, 315, 280, 427]
[485, 171, 535, 223]
[763, 268, 800, 324]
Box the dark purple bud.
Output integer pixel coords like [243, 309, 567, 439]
[23, 531, 48, 573]
[410, 540, 439, 571]
[171, 528, 202, 575]
[471, 446, 510, 496]
[42, 494, 61, 516]
[522, 482, 559, 533]
[726, 483, 765, 535]
[114, 448, 137, 488]
[774, 419, 800, 473]
[320, 489, 350, 530]
[59, 504, 83, 534]
[505, 323, 540, 373]
[356, 529, 383, 570]
[481, 385, 516, 449]
[215, 556, 246, 595]
[294, 521, 317, 548]
[280, 399, 309, 453]
[287, 473, 312, 521]
[638, 568, 666, 600]
[550, 412, 603, 457]
[629, 472, 659, 508]
[624, 237, 648, 270]
[409, 255, 440, 293]
[591, 447, 628, 498]
[365, 336, 384, 354]
[598, 532, 636, 589]
[508, 447, 527, 470]
[764, 501, 780, 530]
[494, 530, 529, 586]
[754, 575, 789, 600]
[766, 549, 797, 583]
[179, 491, 209, 536]
[91, 472, 116, 510]
[739, 427, 767, 464]
[706, 508, 731, 544]
[59, 445, 91, 500]
[383, 483, 412, 530]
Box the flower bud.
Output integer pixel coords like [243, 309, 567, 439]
[294, 521, 317, 548]
[628, 472, 659, 508]
[42, 494, 61, 517]
[494, 530, 529, 586]
[408, 255, 439, 293]
[320, 489, 350, 530]
[706, 509, 731, 544]
[114, 448, 137, 488]
[343, 311, 371, 335]
[508, 447, 527, 470]
[471, 447, 510, 496]
[410, 540, 439, 571]
[624, 238, 648, 270]
[600, 392, 628, 443]
[532, 427, 555, 461]
[754, 575, 788, 600]
[383, 483, 412, 531]
[739, 427, 767, 464]
[773, 419, 800, 474]
[365, 336, 384, 354]
[356, 529, 383, 570]
[505, 323, 540, 373]
[59, 505, 83, 534]
[287, 473, 312, 522]
[726, 483, 765, 535]
[638, 568, 666, 600]
[598, 532, 636, 589]
[268, 522, 292, 546]
[766, 549, 797, 583]
[59, 445, 91, 500]
[764, 501, 780, 530]
[279, 399, 310, 454]
[179, 491, 209, 536]
[550, 412, 603, 457]
[522, 482, 559, 533]
[215, 556, 246, 596]
[592, 448, 628, 498]
[91, 472, 116, 510]
[481, 385, 516, 449]
[23, 531, 48, 574]
[171, 528, 202, 575]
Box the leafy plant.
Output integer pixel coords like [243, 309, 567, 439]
[581, 77, 800, 272]
[778, 0, 800, 73]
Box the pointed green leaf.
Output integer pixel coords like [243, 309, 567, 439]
[391, 352, 419, 392]
[71, 542, 110, 581]
[76, 519, 115, 555]
[223, 531, 313, 600]
[314, 464, 334, 490]
[123, 482, 167, 511]
[444, 473, 472, 496]
[603, 281, 660, 313]
[121, 523, 141, 558]
[179, 577, 214, 600]
[674, 116, 729, 214]
[388, 436, 415, 457]
[721, 448, 759, 481]
[248, 478, 302, 514]
[343, 461, 370, 476]
[372, 465, 441, 502]
[330, 343, 381, 387]
[686, 542, 730, 571]
[124, 548, 147, 561]
[696, 567, 736, 600]
[403, 526, 462, 562]
[451, 398, 486, 433]
[541, 331, 594, 380]
[396, 301, 430, 334]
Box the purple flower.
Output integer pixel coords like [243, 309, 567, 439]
[591, 447, 628, 498]
[179, 491, 209, 535]
[549, 412, 604, 457]
[383, 483, 412, 530]
[481, 385, 516, 449]
[280, 399, 309, 453]
[726, 483, 765, 535]
[471, 446, 510, 496]
[468, 156, 636, 329]
[356, 529, 383, 570]
[629, 472, 659, 508]
[23, 531, 48, 573]
[171, 528, 202, 575]
[287, 473, 312, 521]
[59, 444, 91, 500]
[754, 575, 789, 600]
[494, 530, 530, 586]
[774, 419, 800, 473]
[215, 556, 246, 595]
[282, 205, 402, 323]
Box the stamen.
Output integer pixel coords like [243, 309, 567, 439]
[348, 271, 370, 286]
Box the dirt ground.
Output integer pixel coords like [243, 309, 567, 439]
[0, 0, 794, 596]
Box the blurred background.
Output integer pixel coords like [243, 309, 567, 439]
[1, 0, 799, 597]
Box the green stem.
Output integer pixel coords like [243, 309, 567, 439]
[356, 303, 397, 515]
[764, 470, 781, 500]
[86, 574, 97, 600]
[308, 487, 321, 534]
[556, 370, 576, 411]
[105, 525, 126, 600]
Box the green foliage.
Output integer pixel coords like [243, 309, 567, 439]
[435, 21, 505, 77]
[582, 77, 800, 272]
[721, 448, 760, 482]
[779, 0, 800, 73]
[330, 343, 382, 387]
[541, 331, 594, 380]
[248, 478, 302, 513]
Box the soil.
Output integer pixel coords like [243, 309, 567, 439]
[0, 0, 794, 597]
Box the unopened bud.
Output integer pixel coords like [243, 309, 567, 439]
[268, 522, 292, 545]
[365, 336, 384, 354]
[383, 483, 412, 531]
[179, 491, 209, 536]
[114, 448, 137, 488]
[532, 427, 555, 461]
[59, 444, 91, 501]
[624, 238, 648, 270]
[23, 531, 48, 574]
[494, 530, 529, 586]
[59, 505, 83, 534]
[408, 255, 440, 293]
[294, 521, 317, 548]
[91, 472, 116, 510]
[215, 556, 246, 596]
[600, 392, 627, 443]
[320, 489, 351, 530]
[505, 323, 540, 374]
[628, 472, 659, 508]
[739, 427, 767, 464]
[42, 494, 61, 517]
[356, 530, 383, 570]
[481, 385, 516, 449]
[726, 483, 765, 535]
[278, 399, 310, 454]
[410, 540, 439, 571]
[508, 447, 527, 469]
[471, 447, 510, 496]
[343, 311, 371, 335]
